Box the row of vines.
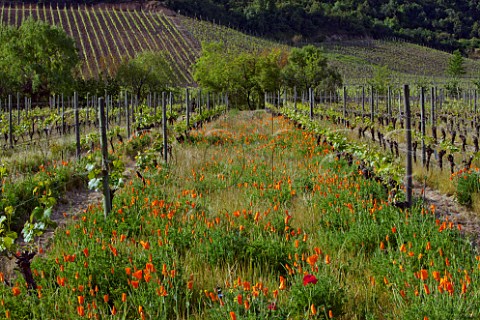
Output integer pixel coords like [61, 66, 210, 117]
[269, 84, 480, 209]
[0, 3, 199, 81]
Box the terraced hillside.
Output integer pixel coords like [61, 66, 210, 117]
[323, 39, 480, 82]
[0, 2, 200, 83]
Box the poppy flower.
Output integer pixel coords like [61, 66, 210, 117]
[325, 254, 331, 264]
[303, 274, 318, 286]
[306, 254, 318, 266]
[420, 269, 428, 281]
[77, 305, 85, 317]
[132, 270, 143, 280]
[279, 276, 287, 290]
[12, 287, 21, 296]
[268, 302, 277, 310]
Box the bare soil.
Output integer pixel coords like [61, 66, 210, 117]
[414, 181, 480, 248]
[0, 188, 102, 283]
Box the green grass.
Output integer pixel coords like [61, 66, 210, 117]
[1, 111, 480, 319]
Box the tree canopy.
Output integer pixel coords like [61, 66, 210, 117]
[194, 42, 341, 109]
[282, 45, 342, 94]
[116, 51, 175, 100]
[0, 17, 79, 99]
[447, 50, 466, 78]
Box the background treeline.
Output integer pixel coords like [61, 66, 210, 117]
[5, 1, 480, 53]
[163, 0, 480, 54]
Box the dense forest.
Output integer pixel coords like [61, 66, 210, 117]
[162, 0, 480, 53]
[161, 0, 480, 55]
[5, 1, 480, 53]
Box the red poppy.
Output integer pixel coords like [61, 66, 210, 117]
[303, 274, 318, 286]
[268, 302, 277, 310]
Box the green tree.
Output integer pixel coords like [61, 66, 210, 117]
[255, 49, 286, 96]
[445, 49, 465, 97]
[229, 51, 260, 109]
[116, 51, 175, 100]
[447, 49, 465, 78]
[193, 42, 233, 94]
[368, 65, 391, 95]
[194, 42, 286, 109]
[0, 18, 79, 99]
[282, 45, 342, 94]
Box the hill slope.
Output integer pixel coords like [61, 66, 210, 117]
[0, 2, 199, 83]
[1, 2, 480, 85]
[164, 0, 480, 53]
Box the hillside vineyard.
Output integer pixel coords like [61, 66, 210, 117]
[0, 3, 199, 82]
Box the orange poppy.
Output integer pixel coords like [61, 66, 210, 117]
[279, 276, 287, 290]
[77, 306, 85, 317]
[420, 269, 428, 281]
[11, 287, 20, 296]
[132, 270, 143, 280]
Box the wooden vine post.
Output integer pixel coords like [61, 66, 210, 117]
[473, 89, 477, 128]
[294, 86, 297, 112]
[74, 92, 81, 160]
[8, 95, 12, 148]
[404, 85, 413, 207]
[125, 91, 131, 138]
[162, 92, 168, 163]
[16, 92, 20, 125]
[431, 87, 435, 126]
[98, 98, 112, 218]
[420, 87, 426, 166]
[117, 94, 121, 126]
[226, 92, 229, 111]
[387, 87, 391, 118]
[153, 92, 157, 117]
[186, 88, 190, 129]
[309, 87, 313, 119]
[61, 94, 65, 135]
[362, 86, 365, 113]
[343, 86, 347, 120]
[370, 85, 375, 122]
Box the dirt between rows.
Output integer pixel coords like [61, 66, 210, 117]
[414, 181, 480, 248]
[0, 188, 102, 282]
